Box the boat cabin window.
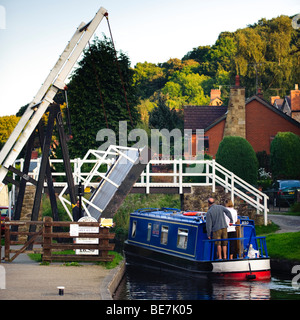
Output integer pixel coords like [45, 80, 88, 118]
[131, 220, 137, 238]
[177, 228, 188, 249]
[160, 226, 169, 245]
[147, 223, 152, 241]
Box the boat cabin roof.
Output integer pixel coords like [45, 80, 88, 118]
[131, 208, 207, 226]
[131, 207, 253, 226]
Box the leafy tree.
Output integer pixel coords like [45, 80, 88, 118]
[148, 96, 183, 132]
[161, 71, 210, 109]
[216, 136, 258, 185]
[0, 115, 20, 149]
[67, 37, 140, 158]
[133, 62, 165, 99]
[270, 132, 300, 180]
[132, 15, 300, 119]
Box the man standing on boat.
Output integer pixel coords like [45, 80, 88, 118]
[206, 198, 233, 260]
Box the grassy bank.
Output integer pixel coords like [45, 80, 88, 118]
[255, 221, 300, 261]
[266, 232, 300, 261]
[28, 250, 123, 269]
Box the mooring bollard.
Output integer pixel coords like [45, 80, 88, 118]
[57, 286, 65, 296]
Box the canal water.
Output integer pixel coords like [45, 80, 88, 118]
[114, 264, 300, 300]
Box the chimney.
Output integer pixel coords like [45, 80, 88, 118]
[210, 89, 222, 106]
[210, 89, 221, 101]
[223, 75, 246, 138]
[235, 75, 240, 87]
[291, 84, 300, 122]
[256, 88, 263, 99]
[271, 95, 280, 105]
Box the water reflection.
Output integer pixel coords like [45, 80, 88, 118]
[114, 264, 300, 300]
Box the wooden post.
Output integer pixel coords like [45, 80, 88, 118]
[43, 216, 53, 263]
[99, 227, 109, 258]
[4, 217, 10, 262]
[236, 219, 242, 258]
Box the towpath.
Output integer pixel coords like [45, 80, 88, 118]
[268, 214, 300, 234]
[0, 246, 115, 300]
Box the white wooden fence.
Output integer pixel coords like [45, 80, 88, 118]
[13, 156, 269, 225]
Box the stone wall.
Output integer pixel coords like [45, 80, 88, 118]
[17, 185, 43, 241]
[182, 186, 266, 225]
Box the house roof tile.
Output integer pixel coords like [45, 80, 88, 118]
[184, 105, 227, 130]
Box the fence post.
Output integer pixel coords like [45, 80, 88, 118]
[43, 216, 53, 263]
[99, 227, 109, 259]
[231, 173, 235, 204]
[212, 160, 216, 193]
[173, 161, 177, 184]
[4, 217, 10, 262]
[264, 196, 268, 226]
[146, 163, 150, 194]
[179, 158, 183, 194]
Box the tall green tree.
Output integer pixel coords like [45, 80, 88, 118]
[67, 37, 140, 158]
[148, 96, 183, 132]
[270, 132, 300, 180]
[216, 136, 258, 185]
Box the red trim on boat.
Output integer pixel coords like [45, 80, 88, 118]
[212, 270, 271, 281]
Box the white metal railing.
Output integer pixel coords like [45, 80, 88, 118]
[13, 156, 269, 225]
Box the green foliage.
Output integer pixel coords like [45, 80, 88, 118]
[148, 96, 183, 131]
[134, 15, 300, 116]
[216, 136, 258, 185]
[133, 62, 165, 99]
[0, 115, 20, 149]
[266, 231, 300, 260]
[67, 36, 140, 158]
[112, 193, 180, 243]
[270, 132, 300, 180]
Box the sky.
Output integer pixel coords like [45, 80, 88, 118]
[0, 0, 299, 117]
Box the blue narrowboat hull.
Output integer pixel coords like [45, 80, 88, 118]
[124, 241, 271, 281]
[124, 208, 271, 281]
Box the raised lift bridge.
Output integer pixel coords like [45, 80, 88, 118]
[0, 7, 149, 222]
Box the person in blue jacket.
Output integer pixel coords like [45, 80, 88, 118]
[206, 198, 233, 260]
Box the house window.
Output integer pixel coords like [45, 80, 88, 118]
[131, 221, 137, 238]
[147, 223, 152, 241]
[160, 226, 169, 245]
[177, 228, 188, 249]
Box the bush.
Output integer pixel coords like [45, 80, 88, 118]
[270, 132, 300, 180]
[216, 136, 258, 185]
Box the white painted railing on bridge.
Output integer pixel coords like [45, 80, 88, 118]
[14, 157, 269, 225]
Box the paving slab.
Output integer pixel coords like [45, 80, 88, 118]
[0, 246, 111, 300]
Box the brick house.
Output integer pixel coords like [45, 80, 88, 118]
[271, 84, 300, 122]
[184, 77, 300, 158]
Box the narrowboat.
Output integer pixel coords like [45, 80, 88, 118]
[124, 208, 271, 281]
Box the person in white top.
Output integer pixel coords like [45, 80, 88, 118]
[224, 199, 238, 259]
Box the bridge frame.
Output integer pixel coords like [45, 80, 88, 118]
[12, 154, 269, 225]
